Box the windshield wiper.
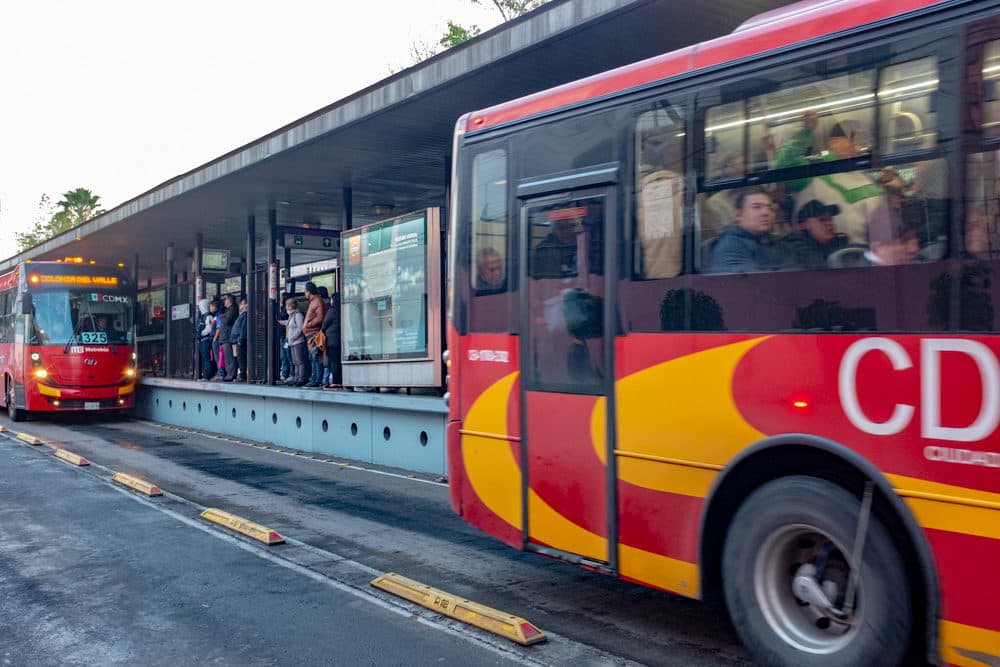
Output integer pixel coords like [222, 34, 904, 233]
[63, 313, 89, 354]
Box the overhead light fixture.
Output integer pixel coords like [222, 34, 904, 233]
[371, 203, 395, 217]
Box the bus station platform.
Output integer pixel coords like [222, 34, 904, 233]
[134, 378, 447, 476]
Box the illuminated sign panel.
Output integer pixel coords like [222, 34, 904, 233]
[201, 249, 230, 271]
[31, 274, 119, 287]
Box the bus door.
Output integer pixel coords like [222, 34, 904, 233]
[518, 179, 617, 569]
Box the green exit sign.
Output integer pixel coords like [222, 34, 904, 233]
[322, 237, 333, 248]
[294, 235, 304, 246]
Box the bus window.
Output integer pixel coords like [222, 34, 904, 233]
[704, 101, 744, 183]
[635, 103, 685, 279]
[470, 149, 508, 294]
[761, 71, 876, 172]
[966, 151, 1000, 261]
[878, 57, 939, 155]
[983, 40, 1000, 139]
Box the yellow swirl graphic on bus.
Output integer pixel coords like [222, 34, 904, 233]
[591, 337, 768, 497]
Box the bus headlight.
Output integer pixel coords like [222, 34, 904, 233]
[34, 368, 48, 379]
[30, 352, 40, 362]
[124, 368, 136, 378]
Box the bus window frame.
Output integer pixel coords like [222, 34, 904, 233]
[463, 138, 514, 335]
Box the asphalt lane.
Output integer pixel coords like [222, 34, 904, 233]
[0, 439, 524, 666]
[0, 413, 751, 666]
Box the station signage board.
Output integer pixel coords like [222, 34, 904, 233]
[279, 226, 340, 251]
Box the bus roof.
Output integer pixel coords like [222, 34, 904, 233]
[464, 0, 947, 133]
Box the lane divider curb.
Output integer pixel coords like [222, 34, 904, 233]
[112, 472, 163, 496]
[54, 449, 90, 466]
[200, 508, 285, 545]
[370, 572, 546, 646]
[16, 432, 44, 445]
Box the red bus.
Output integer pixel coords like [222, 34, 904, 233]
[1, 260, 137, 421]
[446, 0, 1000, 664]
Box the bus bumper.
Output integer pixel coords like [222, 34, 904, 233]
[26, 381, 136, 412]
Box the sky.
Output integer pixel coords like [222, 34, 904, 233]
[0, 0, 504, 259]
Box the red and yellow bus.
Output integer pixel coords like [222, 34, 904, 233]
[1, 260, 137, 421]
[446, 0, 1000, 664]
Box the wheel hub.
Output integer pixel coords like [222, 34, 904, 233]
[754, 524, 860, 654]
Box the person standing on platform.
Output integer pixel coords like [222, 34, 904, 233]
[283, 297, 307, 386]
[214, 294, 238, 382]
[231, 297, 248, 382]
[302, 281, 327, 388]
[277, 293, 292, 382]
[197, 298, 215, 380]
[321, 289, 341, 388]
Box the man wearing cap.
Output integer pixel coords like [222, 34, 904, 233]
[781, 199, 849, 268]
[709, 187, 784, 273]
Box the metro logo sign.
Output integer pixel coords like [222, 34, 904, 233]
[839, 338, 1000, 443]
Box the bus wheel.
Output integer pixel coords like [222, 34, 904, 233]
[722, 476, 911, 667]
[6, 381, 25, 422]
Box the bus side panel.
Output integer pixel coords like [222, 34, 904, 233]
[927, 527, 1000, 662]
[454, 332, 523, 549]
[616, 331, 1000, 646]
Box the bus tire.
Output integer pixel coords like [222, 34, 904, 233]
[722, 475, 911, 667]
[6, 380, 25, 422]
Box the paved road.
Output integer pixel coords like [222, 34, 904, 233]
[0, 440, 528, 666]
[0, 413, 751, 666]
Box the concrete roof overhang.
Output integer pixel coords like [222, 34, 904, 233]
[2, 0, 791, 283]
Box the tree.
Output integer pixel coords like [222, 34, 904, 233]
[15, 188, 104, 252]
[472, 0, 547, 22]
[391, 0, 547, 69]
[441, 1, 545, 48]
[440, 20, 481, 49]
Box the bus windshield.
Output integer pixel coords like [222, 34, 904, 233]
[29, 290, 134, 346]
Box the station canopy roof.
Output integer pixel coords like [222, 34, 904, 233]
[3, 0, 792, 284]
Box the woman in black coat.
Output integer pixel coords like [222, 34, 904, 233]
[321, 291, 341, 388]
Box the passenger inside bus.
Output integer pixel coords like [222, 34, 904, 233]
[635, 129, 684, 278]
[779, 199, 849, 269]
[532, 216, 579, 278]
[474, 246, 506, 293]
[775, 113, 897, 246]
[708, 187, 784, 273]
[701, 153, 744, 239]
[829, 207, 920, 267]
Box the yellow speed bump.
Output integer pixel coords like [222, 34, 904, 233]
[200, 508, 285, 545]
[112, 472, 163, 496]
[16, 432, 44, 445]
[371, 573, 546, 646]
[54, 449, 90, 466]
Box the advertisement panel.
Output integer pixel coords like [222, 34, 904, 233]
[341, 210, 429, 361]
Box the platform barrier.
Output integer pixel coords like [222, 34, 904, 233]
[133, 378, 448, 476]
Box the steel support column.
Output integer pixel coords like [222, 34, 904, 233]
[246, 215, 256, 383]
[267, 209, 277, 385]
[194, 234, 204, 378]
[165, 243, 174, 377]
[343, 186, 353, 230]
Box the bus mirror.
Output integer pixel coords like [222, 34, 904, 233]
[21, 293, 32, 315]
